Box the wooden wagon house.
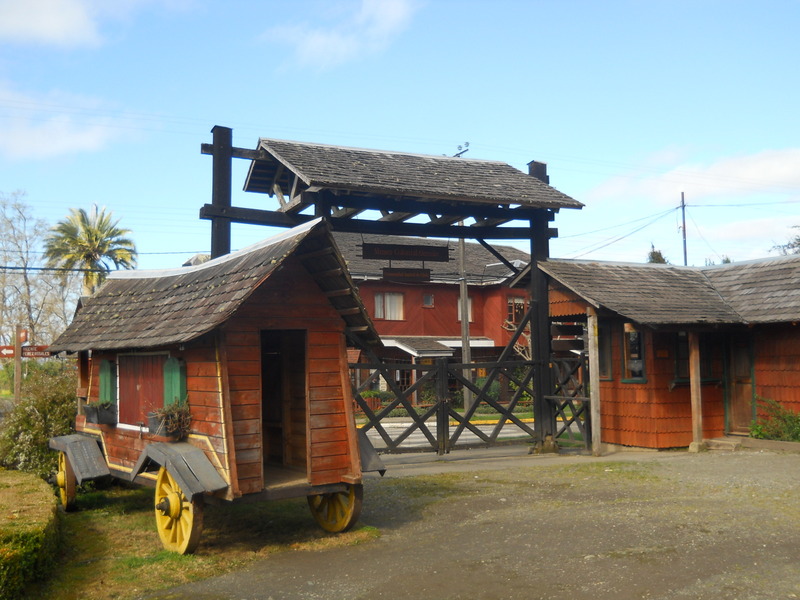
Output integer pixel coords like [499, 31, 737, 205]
[528, 254, 800, 450]
[49, 219, 384, 553]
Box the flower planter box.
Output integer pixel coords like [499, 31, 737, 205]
[84, 404, 117, 425]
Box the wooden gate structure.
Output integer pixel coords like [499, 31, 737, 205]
[348, 317, 593, 454]
[201, 126, 584, 452]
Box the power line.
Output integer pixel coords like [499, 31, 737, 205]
[0, 265, 103, 273]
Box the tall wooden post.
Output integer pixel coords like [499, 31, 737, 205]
[587, 307, 602, 456]
[13, 324, 22, 403]
[688, 331, 705, 452]
[530, 211, 556, 451]
[210, 125, 232, 259]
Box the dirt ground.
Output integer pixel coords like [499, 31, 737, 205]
[144, 446, 800, 600]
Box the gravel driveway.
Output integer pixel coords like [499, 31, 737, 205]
[145, 445, 800, 600]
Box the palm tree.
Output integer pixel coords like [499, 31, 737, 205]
[44, 206, 137, 295]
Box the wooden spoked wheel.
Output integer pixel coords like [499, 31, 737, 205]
[307, 484, 363, 533]
[56, 451, 76, 511]
[154, 467, 204, 554]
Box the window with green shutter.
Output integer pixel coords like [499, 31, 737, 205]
[99, 359, 117, 405]
[163, 357, 187, 406]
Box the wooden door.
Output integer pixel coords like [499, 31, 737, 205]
[118, 354, 166, 426]
[261, 330, 307, 468]
[728, 334, 753, 434]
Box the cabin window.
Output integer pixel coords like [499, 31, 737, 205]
[422, 293, 435, 308]
[98, 359, 117, 405]
[118, 353, 167, 426]
[457, 297, 473, 323]
[622, 323, 646, 382]
[674, 332, 718, 381]
[375, 292, 404, 320]
[507, 297, 526, 324]
[163, 357, 187, 405]
[598, 323, 612, 379]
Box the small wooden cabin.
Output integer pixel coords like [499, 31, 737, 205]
[50, 219, 381, 501]
[540, 255, 800, 449]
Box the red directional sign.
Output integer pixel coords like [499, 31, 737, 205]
[0, 345, 53, 358]
[22, 346, 52, 358]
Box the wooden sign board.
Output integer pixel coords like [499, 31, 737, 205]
[362, 243, 450, 262]
[382, 268, 431, 283]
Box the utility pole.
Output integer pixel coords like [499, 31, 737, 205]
[681, 192, 688, 266]
[453, 143, 473, 412]
[458, 232, 473, 411]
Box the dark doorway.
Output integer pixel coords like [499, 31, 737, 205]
[727, 333, 754, 434]
[261, 330, 307, 470]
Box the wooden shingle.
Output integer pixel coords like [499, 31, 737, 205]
[245, 139, 583, 210]
[50, 220, 378, 352]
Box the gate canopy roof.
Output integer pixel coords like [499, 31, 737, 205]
[235, 138, 582, 237]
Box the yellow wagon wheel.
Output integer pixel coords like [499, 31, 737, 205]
[154, 466, 204, 554]
[56, 451, 76, 511]
[307, 484, 363, 533]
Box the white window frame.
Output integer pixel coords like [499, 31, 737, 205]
[375, 292, 404, 320]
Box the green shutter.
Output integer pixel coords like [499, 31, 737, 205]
[163, 357, 187, 406]
[99, 360, 116, 405]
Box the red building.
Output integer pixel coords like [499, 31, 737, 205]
[539, 255, 800, 449]
[333, 231, 531, 363]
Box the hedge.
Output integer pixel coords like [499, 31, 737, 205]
[0, 470, 60, 600]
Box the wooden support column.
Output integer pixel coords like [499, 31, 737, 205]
[210, 125, 232, 258]
[530, 211, 556, 452]
[586, 307, 602, 456]
[688, 331, 706, 453]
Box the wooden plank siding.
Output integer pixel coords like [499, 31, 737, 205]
[75, 340, 230, 490]
[222, 258, 359, 492]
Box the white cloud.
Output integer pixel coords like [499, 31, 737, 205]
[0, 85, 133, 159]
[266, 0, 418, 70]
[0, 0, 103, 47]
[588, 147, 800, 206]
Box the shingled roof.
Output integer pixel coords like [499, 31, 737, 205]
[332, 231, 530, 285]
[703, 255, 800, 323]
[50, 220, 379, 352]
[245, 138, 583, 210]
[540, 255, 800, 326]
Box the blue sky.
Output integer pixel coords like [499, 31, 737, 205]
[1, 0, 799, 270]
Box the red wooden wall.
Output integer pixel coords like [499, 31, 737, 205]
[355, 280, 527, 347]
[753, 324, 800, 416]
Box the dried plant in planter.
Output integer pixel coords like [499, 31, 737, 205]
[147, 399, 191, 440]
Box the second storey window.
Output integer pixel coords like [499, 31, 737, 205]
[507, 297, 526, 324]
[375, 292, 404, 320]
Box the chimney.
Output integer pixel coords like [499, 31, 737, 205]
[527, 160, 549, 184]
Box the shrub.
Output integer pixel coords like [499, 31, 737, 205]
[0, 361, 77, 477]
[0, 470, 60, 600]
[750, 396, 800, 442]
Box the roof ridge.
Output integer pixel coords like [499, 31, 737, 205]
[259, 138, 507, 165]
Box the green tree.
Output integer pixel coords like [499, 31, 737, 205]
[647, 244, 669, 264]
[43, 206, 137, 295]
